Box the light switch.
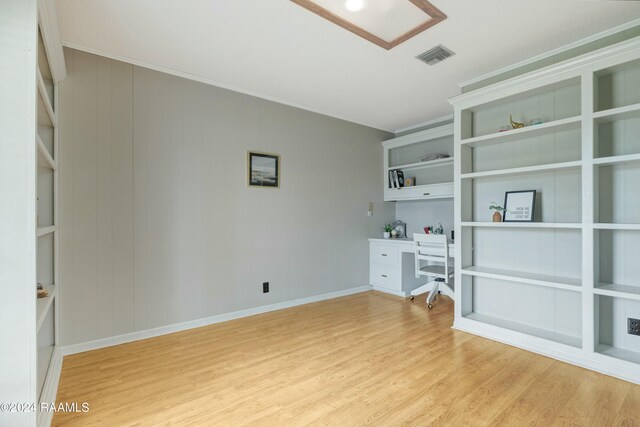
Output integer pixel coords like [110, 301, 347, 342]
[368, 202, 373, 216]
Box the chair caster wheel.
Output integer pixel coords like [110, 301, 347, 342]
[410, 296, 415, 301]
[428, 303, 433, 309]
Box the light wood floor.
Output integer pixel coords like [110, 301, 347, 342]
[53, 291, 640, 426]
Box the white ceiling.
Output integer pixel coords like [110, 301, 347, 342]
[55, 0, 640, 132]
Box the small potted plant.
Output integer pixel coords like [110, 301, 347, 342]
[383, 224, 393, 239]
[489, 202, 505, 222]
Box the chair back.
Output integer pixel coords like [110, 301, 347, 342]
[413, 233, 450, 282]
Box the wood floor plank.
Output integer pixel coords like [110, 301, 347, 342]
[53, 291, 640, 426]
[613, 384, 640, 426]
[549, 370, 630, 427]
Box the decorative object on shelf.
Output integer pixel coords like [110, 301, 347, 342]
[404, 177, 415, 187]
[528, 118, 543, 126]
[392, 220, 407, 238]
[420, 153, 450, 162]
[434, 223, 444, 235]
[489, 202, 505, 222]
[423, 226, 432, 234]
[383, 224, 393, 239]
[389, 170, 405, 188]
[37, 283, 49, 299]
[509, 115, 525, 129]
[247, 151, 280, 188]
[503, 190, 536, 222]
[391, 229, 398, 238]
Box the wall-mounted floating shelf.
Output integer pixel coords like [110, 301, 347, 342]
[382, 124, 454, 202]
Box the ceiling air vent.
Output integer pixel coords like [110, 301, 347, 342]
[416, 44, 455, 66]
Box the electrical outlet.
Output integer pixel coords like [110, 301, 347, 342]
[263, 282, 269, 293]
[629, 318, 640, 336]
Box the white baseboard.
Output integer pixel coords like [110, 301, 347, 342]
[62, 285, 372, 356]
[371, 286, 407, 298]
[453, 319, 640, 385]
[37, 347, 63, 427]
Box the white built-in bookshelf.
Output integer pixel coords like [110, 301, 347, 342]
[451, 36, 640, 384]
[34, 8, 65, 424]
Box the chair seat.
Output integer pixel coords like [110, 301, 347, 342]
[419, 265, 454, 276]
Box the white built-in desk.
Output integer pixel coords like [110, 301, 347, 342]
[368, 238, 455, 297]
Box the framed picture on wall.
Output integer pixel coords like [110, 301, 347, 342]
[503, 190, 536, 222]
[247, 151, 280, 188]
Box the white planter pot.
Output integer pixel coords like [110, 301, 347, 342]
[383, 232, 391, 239]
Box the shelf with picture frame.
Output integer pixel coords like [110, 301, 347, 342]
[451, 35, 640, 385]
[383, 123, 454, 202]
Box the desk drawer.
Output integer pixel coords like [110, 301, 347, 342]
[370, 265, 400, 290]
[370, 244, 398, 267]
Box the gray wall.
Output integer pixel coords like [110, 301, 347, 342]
[395, 199, 454, 239]
[58, 48, 393, 346]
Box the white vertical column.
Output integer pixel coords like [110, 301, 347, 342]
[0, 0, 38, 425]
[453, 109, 465, 323]
[581, 71, 595, 354]
[53, 80, 60, 351]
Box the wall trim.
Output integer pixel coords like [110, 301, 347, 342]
[61, 42, 389, 133]
[393, 114, 453, 136]
[453, 320, 640, 386]
[37, 347, 63, 427]
[62, 286, 372, 356]
[458, 18, 640, 89]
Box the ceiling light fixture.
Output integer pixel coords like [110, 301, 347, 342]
[345, 0, 364, 12]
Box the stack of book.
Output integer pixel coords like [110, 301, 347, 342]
[388, 170, 404, 188]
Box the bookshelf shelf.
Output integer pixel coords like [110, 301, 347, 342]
[594, 284, 640, 302]
[464, 312, 582, 348]
[593, 153, 640, 166]
[388, 157, 453, 172]
[461, 116, 581, 148]
[37, 136, 56, 170]
[36, 284, 56, 333]
[37, 68, 56, 128]
[461, 160, 581, 180]
[593, 102, 640, 122]
[462, 266, 581, 291]
[460, 222, 582, 229]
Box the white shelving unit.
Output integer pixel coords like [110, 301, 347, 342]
[34, 8, 65, 426]
[383, 123, 454, 201]
[451, 36, 640, 385]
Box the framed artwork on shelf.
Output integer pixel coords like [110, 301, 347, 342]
[247, 151, 280, 188]
[503, 190, 536, 222]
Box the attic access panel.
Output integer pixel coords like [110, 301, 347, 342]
[290, 0, 447, 50]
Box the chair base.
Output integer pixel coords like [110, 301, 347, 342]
[410, 279, 454, 308]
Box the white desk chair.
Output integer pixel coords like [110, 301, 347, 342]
[410, 233, 454, 309]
